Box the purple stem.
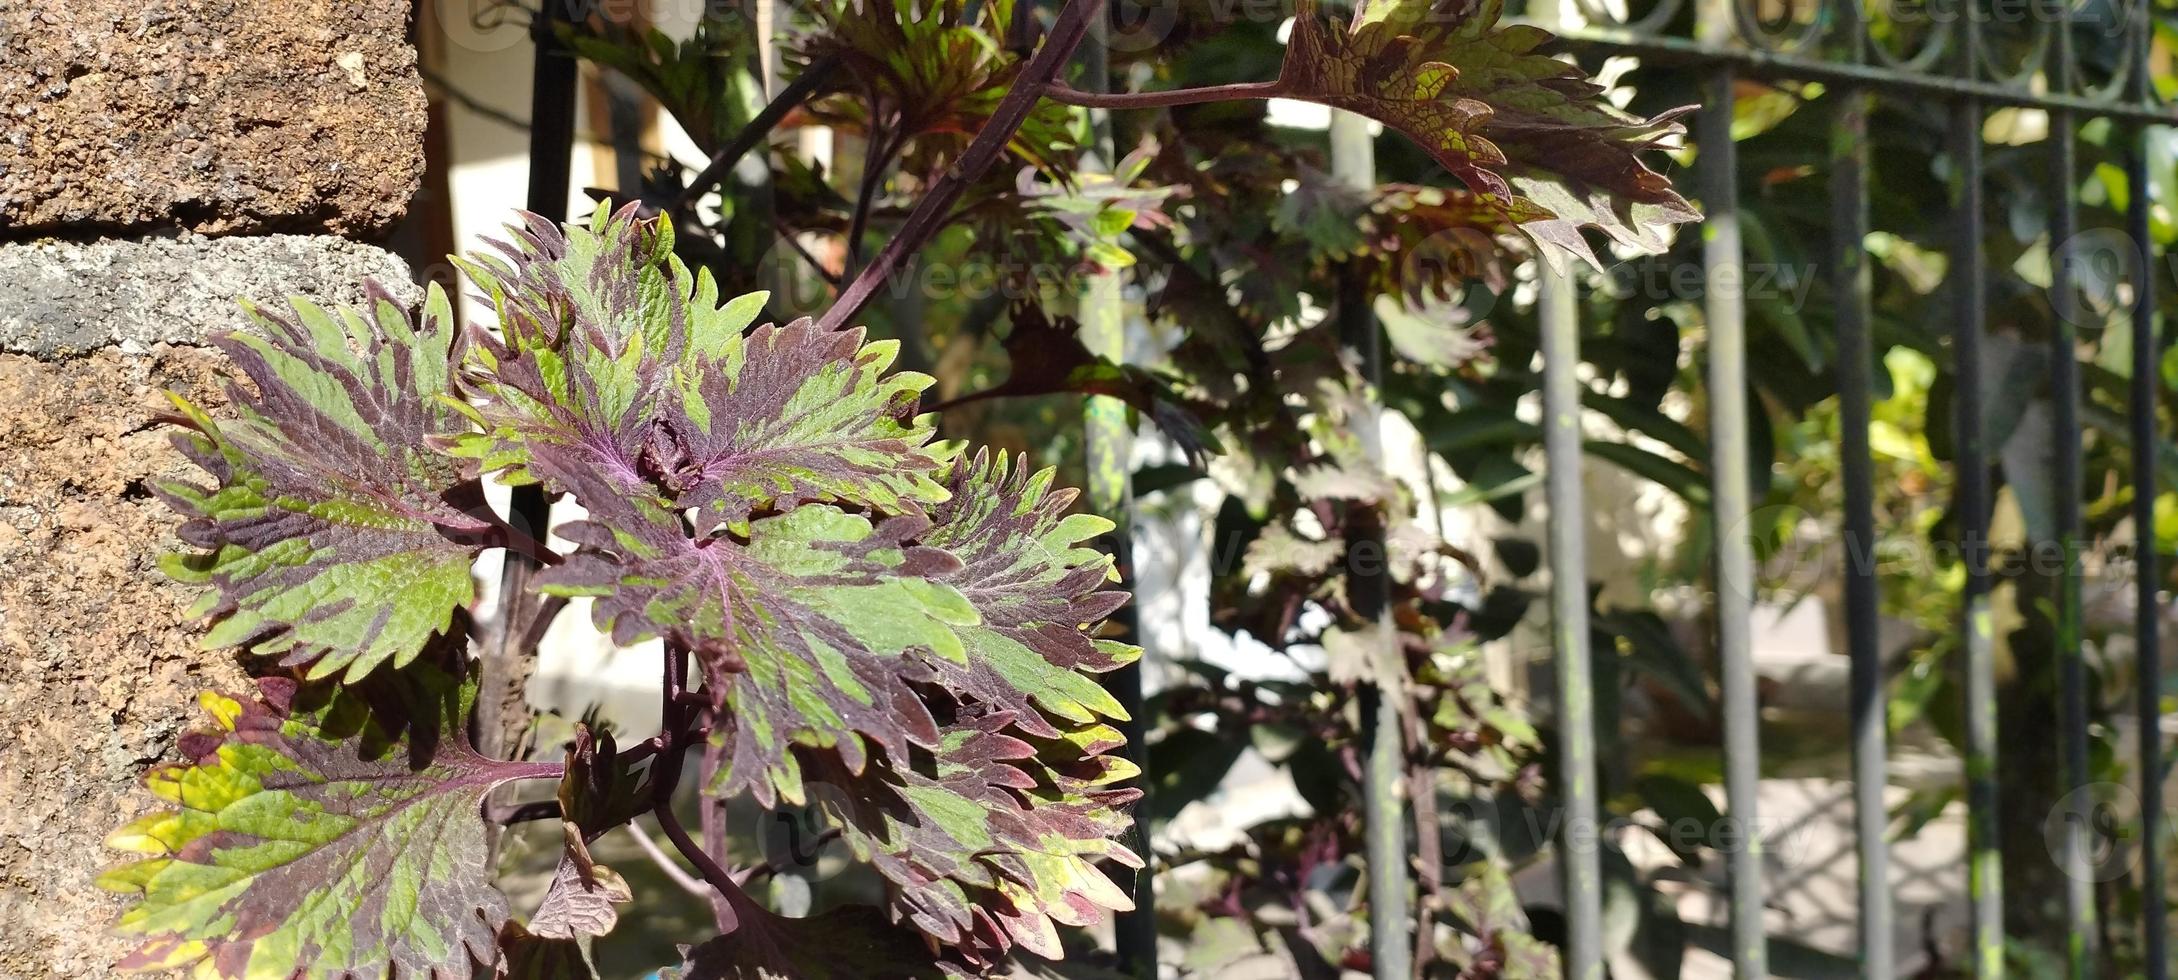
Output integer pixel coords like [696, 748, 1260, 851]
[652, 641, 749, 932]
[813, 0, 1110, 332]
[1043, 79, 1289, 109]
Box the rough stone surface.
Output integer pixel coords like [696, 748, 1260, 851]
[0, 235, 417, 356]
[0, 0, 426, 238]
[0, 251, 417, 979]
[0, 347, 253, 979]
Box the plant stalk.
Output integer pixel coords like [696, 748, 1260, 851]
[814, 0, 1108, 332]
[1071, 11, 1156, 975]
[653, 642, 748, 932]
[675, 54, 843, 211]
[1044, 79, 1287, 109]
[1330, 106, 1412, 980]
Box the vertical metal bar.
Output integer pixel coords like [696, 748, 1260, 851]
[1540, 265, 1602, 980]
[2037, 2, 2097, 973]
[1951, 93, 2006, 980]
[1072, 14, 1154, 977]
[524, 3, 577, 227]
[1829, 0, 1896, 964]
[2126, 0, 2167, 969]
[483, 0, 579, 763]
[1330, 108, 1411, 980]
[1833, 84, 1895, 980]
[2045, 3, 2098, 966]
[2126, 116, 2168, 980]
[1697, 66, 1767, 980]
[2048, 109, 2100, 980]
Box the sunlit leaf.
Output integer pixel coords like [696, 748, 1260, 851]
[99, 665, 546, 979]
[455, 203, 949, 526]
[1278, 0, 1698, 264]
[796, 0, 1081, 176]
[529, 826, 632, 942]
[811, 706, 1143, 970]
[158, 285, 491, 681]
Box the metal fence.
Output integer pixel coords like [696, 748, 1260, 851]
[1531, 0, 2174, 975]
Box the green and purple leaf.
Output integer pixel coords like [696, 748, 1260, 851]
[779, 454, 1146, 967]
[453, 204, 949, 525]
[98, 666, 556, 979]
[808, 707, 1144, 969]
[457, 208, 1142, 966]
[1278, 0, 1698, 264]
[795, 0, 1082, 177]
[158, 284, 492, 681]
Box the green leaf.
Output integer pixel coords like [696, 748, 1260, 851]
[1582, 439, 1711, 506]
[158, 285, 488, 681]
[795, 0, 1080, 177]
[1277, 0, 1699, 265]
[99, 665, 547, 979]
[1634, 774, 1727, 853]
[688, 452, 1144, 967]
[541, 451, 1136, 822]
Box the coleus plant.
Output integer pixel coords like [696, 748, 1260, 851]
[100, 204, 1142, 979]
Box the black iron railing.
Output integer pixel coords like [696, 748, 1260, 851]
[1537, 0, 2171, 975]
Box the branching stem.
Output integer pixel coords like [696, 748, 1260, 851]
[843, 102, 903, 280]
[652, 642, 750, 932]
[1044, 79, 1288, 109]
[676, 55, 843, 211]
[626, 819, 714, 899]
[815, 0, 1109, 331]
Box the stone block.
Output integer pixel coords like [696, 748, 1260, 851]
[0, 233, 417, 356]
[0, 236, 415, 978]
[0, 0, 427, 237]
